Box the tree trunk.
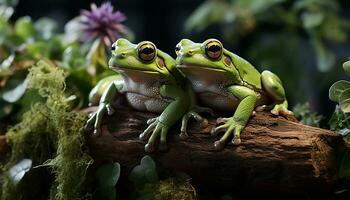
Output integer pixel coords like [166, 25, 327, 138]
[86, 108, 345, 199]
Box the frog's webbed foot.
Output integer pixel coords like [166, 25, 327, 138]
[139, 119, 169, 152]
[84, 103, 114, 136]
[271, 103, 293, 117]
[180, 106, 212, 140]
[210, 117, 244, 150]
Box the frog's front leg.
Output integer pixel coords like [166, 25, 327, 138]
[211, 86, 257, 150]
[261, 71, 293, 116]
[179, 85, 212, 139]
[85, 80, 123, 136]
[139, 84, 189, 152]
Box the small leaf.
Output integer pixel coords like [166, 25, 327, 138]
[329, 80, 350, 102]
[0, 5, 14, 21]
[301, 12, 324, 29]
[343, 60, 350, 75]
[339, 88, 350, 113]
[14, 16, 36, 40]
[93, 162, 120, 200]
[95, 162, 120, 187]
[129, 155, 158, 189]
[34, 17, 58, 40]
[8, 159, 32, 185]
[2, 78, 29, 103]
[337, 128, 350, 137]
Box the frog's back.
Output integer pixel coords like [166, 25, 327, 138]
[229, 52, 262, 89]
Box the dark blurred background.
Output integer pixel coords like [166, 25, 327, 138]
[11, 0, 350, 123]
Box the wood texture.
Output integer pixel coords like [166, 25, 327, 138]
[86, 108, 345, 199]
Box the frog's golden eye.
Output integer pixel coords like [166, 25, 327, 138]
[175, 44, 181, 54]
[205, 40, 223, 59]
[138, 42, 156, 62]
[111, 43, 116, 51]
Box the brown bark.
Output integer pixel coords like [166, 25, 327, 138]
[86, 108, 345, 199]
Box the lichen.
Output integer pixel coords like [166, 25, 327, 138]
[0, 60, 93, 200]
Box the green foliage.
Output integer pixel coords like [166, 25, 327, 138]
[329, 60, 350, 113]
[329, 105, 350, 142]
[292, 102, 323, 127]
[129, 155, 159, 190]
[0, 61, 93, 200]
[93, 162, 120, 200]
[185, 0, 349, 72]
[129, 156, 196, 200]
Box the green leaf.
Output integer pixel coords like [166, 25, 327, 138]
[129, 155, 158, 189]
[2, 78, 28, 103]
[184, 0, 230, 32]
[34, 17, 58, 40]
[301, 12, 324, 29]
[337, 128, 350, 137]
[14, 16, 36, 40]
[0, 5, 14, 21]
[0, 0, 19, 6]
[312, 36, 335, 72]
[339, 88, 350, 113]
[340, 150, 350, 178]
[343, 60, 350, 75]
[8, 159, 32, 185]
[329, 80, 350, 102]
[0, 100, 13, 118]
[93, 162, 120, 200]
[95, 162, 120, 187]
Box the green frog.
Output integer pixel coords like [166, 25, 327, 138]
[85, 38, 208, 152]
[175, 38, 292, 150]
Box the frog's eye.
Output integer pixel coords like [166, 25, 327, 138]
[138, 42, 156, 62]
[111, 43, 116, 51]
[205, 40, 223, 60]
[175, 44, 181, 55]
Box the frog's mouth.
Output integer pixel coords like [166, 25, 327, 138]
[177, 64, 226, 73]
[110, 64, 160, 75]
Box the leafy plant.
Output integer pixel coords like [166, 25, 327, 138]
[329, 60, 350, 113]
[93, 162, 120, 200]
[129, 156, 197, 200]
[293, 102, 323, 127]
[0, 2, 133, 125]
[0, 61, 93, 200]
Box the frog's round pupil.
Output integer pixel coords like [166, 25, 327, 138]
[175, 46, 180, 52]
[141, 47, 154, 55]
[111, 45, 116, 51]
[208, 44, 220, 52]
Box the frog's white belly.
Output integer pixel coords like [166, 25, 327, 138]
[125, 93, 169, 113]
[120, 73, 171, 113]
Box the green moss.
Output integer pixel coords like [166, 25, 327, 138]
[144, 178, 197, 200]
[0, 61, 93, 200]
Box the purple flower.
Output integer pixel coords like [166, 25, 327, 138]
[79, 2, 129, 46]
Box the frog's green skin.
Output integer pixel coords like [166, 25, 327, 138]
[86, 38, 208, 152]
[175, 38, 292, 150]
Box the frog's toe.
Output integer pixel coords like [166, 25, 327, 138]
[139, 121, 157, 141]
[147, 117, 158, 125]
[210, 124, 228, 136]
[216, 117, 230, 124]
[93, 128, 101, 137]
[106, 104, 115, 115]
[179, 131, 189, 140]
[231, 135, 241, 145]
[200, 118, 208, 128]
[214, 140, 226, 151]
[144, 143, 155, 153]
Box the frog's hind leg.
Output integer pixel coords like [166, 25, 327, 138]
[261, 70, 293, 116]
